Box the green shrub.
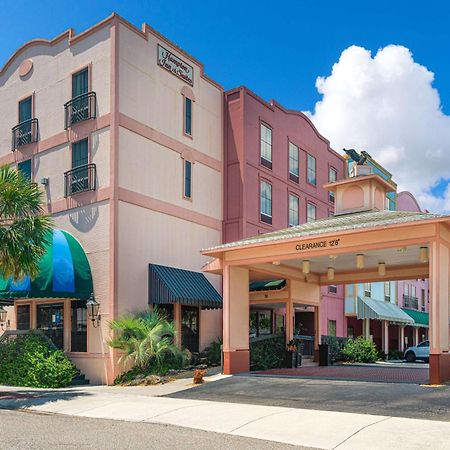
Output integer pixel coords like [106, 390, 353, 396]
[0, 332, 77, 388]
[250, 335, 286, 371]
[321, 335, 349, 361]
[201, 338, 222, 366]
[342, 337, 379, 363]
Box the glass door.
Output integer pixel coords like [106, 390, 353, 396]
[181, 306, 199, 353]
[36, 303, 64, 349]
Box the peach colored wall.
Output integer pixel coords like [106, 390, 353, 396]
[291, 279, 320, 305]
[320, 285, 347, 337]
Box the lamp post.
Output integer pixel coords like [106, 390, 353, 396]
[86, 293, 101, 328]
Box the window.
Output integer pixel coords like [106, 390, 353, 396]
[157, 304, 174, 321]
[288, 142, 299, 183]
[16, 96, 33, 146]
[16, 305, 30, 330]
[71, 300, 87, 352]
[328, 320, 337, 337]
[347, 325, 354, 339]
[421, 289, 426, 311]
[386, 196, 396, 211]
[71, 67, 89, 124]
[183, 159, 192, 199]
[328, 285, 337, 294]
[71, 139, 89, 194]
[184, 97, 192, 136]
[307, 154, 316, 185]
[260, 123, 272, 169]
[250, 310, 273, 338]
[384, 282, 391, 301]
[364, 283, 371, 297]
[328, 167, 337, 203]
[18, 159, 32, 182]
[288, 193, 299, 227]
[411, 285, 417, 298]
[307, 202, 316, 222]
[260, 180, 272, 224]
[73, 67, 89, 98]
[404, 284, 409, 297]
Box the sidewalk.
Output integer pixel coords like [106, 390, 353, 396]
[1, 375, 449, 449]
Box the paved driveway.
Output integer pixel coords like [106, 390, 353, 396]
[168, 373, 450, 421]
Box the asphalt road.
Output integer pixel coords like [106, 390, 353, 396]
[168, 374, 450, 421]
[0, 409, 308, 450]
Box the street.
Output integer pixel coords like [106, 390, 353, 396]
[0, 409, 302, 450]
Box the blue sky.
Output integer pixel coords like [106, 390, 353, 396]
[1, 0, 449, 113]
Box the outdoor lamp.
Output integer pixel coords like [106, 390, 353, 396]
[87, 293, 101, 328]
[0, 306, 9, 330]
[419, 246, 429, 263]
[302, 260, 310, 274]
[356, 254, 365, 269]
[327, 267, 335, 281]
[378, 262, 386, 276]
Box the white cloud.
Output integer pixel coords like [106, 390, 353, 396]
[307, 45, 450, 213]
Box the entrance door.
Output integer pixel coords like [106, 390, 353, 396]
[36, 303, 64, 349]
[181, 305, 199, 353]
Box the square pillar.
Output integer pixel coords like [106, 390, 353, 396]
[223, 265, 249, 374]
[382, 320, 389, 355]
[363, 318, 371, 340]
[314, 305, 321, 350]
[413, 328, 419, 346]
[174, 303, 182, 348]
[398, 326, 405, 352]
[285, 299, 294, 343]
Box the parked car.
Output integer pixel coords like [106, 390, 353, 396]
[404, 340, 429, 362]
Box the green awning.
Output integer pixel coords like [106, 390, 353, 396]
[402, 308, 429, 328]
[357, 297, 414, 325]
[148, 264, 222, 309]
[0, 229, 93, 300]
[249, 279, 286, 292]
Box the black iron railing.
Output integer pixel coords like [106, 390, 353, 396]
[64, 163, 96, 197]
[403, 295, 419, 309]
[64, 91, 96, 129]
[11, 118, 39, 150]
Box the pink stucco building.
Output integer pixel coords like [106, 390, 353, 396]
[224, 87, 346, 347]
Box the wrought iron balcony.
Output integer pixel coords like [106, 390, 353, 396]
[11, 118, 39, 151]
[64, 92, 96, 129]
[403, 295, 419, 309]
[64, 163, 96, 197]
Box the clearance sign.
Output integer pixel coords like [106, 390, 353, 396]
[296, 238, 341, 251]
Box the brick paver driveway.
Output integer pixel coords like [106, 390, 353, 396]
[255, 364, 428, 384]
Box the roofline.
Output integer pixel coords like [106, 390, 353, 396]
[0, 12, 223, 91]
[323, 173, 396, 193]
[225, 86, 345, 162]
[202, 214, 450, 257]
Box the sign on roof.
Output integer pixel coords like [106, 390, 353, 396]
[157, 44, 194, 86]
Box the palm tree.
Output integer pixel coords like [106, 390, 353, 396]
[108, 309, 187, 371]
[0, 165, 52, 280]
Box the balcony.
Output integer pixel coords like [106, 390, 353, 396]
[64, 92, 96, 129]
[403, 295, 419, 309]
[11, 118, 39, 151]
[64, 163, 96, 197]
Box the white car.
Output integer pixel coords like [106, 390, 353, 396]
[404, 340, 429, 362]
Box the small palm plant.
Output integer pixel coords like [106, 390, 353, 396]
[108, 309, 187, 372]
[0, 165, 52, 280]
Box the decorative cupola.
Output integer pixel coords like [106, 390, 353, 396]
[324, 163, 396, 216]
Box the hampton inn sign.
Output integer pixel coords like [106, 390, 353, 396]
[157, 44, 194, 85]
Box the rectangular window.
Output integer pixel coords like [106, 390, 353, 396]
[404, 284, 409, 296]
[328, 167, 337, 203]
[288, 142, 299, 183]
[71, 139, 89, 194]
[260, 123, 272, 169]
[328, 320, 337, 337]
[347, 325, 354, 339]
[328, 285, 337, 294]
[71, 67, 89, 124]
[411, 285, 417, 298]
[184, 160, 192, 199]
[307, 154, 316, 185]
[18, 159, 32, 182]
[384, 282, 391, 301]
[156, 304, 174, 321]
[260, 180, 272, 224]
[19, 96, 32, 123]
[184, 97, 192, 136]
[16, 304, 30, 330]
[71, 300, 87, 352]
[386, 196, 396, 211]
[288, 193, 299, 227]
[421, 289, 425, 311]
[17, 96, 33, 146]
[72, 67, 89, 98]
[307, 202, 316, 222]
[364, 282, 371, 297]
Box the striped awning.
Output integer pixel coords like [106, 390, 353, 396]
[0, 229, 93, 300]
[148, 264, 222, 309]
[402, 308, 429, 328]
[250, 279, 286, 292]
[357, 297, 414, 325]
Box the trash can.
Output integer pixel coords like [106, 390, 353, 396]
[318, 344, 330, 366]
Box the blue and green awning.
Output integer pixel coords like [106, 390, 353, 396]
[249, 279, 286, 292]
[149, 264, 222, 309]
[401, 308, 429, 328]
[0, 229, 93, 300]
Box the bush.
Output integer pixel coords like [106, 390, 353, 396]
[0, 332, 77, 388]
[342, 337, 379, 363]
[321, 335, 349, 362]
[250, 335, 286, 371]
[200, 338, 222, 366]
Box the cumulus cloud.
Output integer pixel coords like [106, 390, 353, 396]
[307, 45, 450, 213]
